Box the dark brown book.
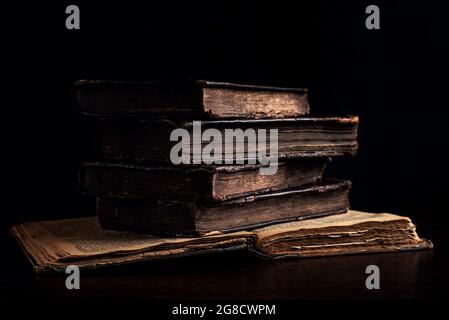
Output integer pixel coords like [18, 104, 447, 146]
[79, 159, 328, 202]
[97, 180, 351, 236]
[73, 80, 309, 119]
[95, 116, 358, 164]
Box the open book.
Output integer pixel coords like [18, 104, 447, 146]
[11, 210, 432, 273]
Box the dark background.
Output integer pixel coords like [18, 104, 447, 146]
[3, 0, 449, 304]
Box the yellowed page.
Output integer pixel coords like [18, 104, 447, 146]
[254, 210, 411, 240]
[15, 216, 253, 261]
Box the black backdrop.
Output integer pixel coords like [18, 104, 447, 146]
[6, 0, 449, 252]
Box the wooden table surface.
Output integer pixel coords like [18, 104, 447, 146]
[1, 228, 447, 302]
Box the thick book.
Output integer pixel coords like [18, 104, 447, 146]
[79, 159, 328, 202]
[97, 180, 351, 236]
[95, 116, 358, 163]
[11, 210, 432, 273]
[73, 80, 309, 119]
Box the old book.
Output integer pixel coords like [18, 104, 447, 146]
[95, 116, 358, 163]
[79, 159, 328, 202]
[97, 180, 351, 236]
[11, 210, 432, 273]
[73, 80, 309, 119]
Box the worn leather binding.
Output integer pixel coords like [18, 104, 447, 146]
[79, 158, 329, 202]
[97, 180, 351, 236]
[94, 116, 359, 164]
[73, 80, 310, 119]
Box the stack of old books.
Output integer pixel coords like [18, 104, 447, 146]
[11, 80, 432, 273]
